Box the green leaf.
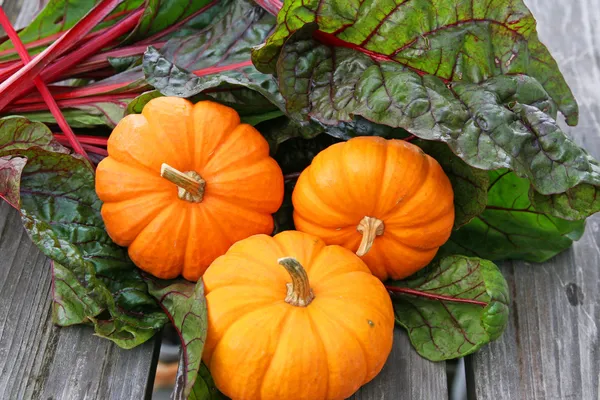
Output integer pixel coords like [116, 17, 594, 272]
[129, 0, 215, 41]
[256, 118, 324, 154]
[51, 261, 104, 326]
[441, 170, 586, 262]
[415, 140, 488, 228]
[0, 118, 167, 349]
[188, 363, 225, 400]
[0, 116, 68, 153]
[253, 0, 577, 124]
[0, 116, 68, 207]
[143, 0, 284, 112]
[275, 32, 600, 210]
[240, 110, 285, 126]
[19, 100, 132, 128]
[530, 184, 600, 221]
[390, 255, 509, 361]
[107, 55, 142, 73]
[0, 156, 27, 209]
[145, 276, 208, 399]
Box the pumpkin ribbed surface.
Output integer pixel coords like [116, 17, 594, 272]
[293, 137, 454, 280]
[202, 231, 394, 400]
[96, 97, 284, 281]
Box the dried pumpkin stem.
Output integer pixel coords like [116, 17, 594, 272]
[356, 216, 385, 256]
[161, 163, 205, 203]
[278, 257, 314, 307]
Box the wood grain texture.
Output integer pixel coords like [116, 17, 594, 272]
[0, 202, 160, 400]
[466, 0, 600, 399]
[351, 329, 448, 400]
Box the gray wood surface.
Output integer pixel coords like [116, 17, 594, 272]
[466, 0, 600, 399]
[0, 202, 160, 400]
[351, 329, 448, 400]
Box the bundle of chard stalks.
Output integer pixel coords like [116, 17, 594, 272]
[1, 0, 599, 399]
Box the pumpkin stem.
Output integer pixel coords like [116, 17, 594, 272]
[356, 216, 385, 256]
[161, 163, 205, 203]
[278, 257, 314, 307]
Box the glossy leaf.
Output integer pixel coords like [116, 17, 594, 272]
[415, 140, 488, 228]
[390, 255, 509, 361]
[441, 170, 586, 262]
[143, 0, 284, 111]
[145, 275, 208, 399]
[275, 32, 600, 204]
[126, 90, 164, 114]
[253, 0, 577, 124]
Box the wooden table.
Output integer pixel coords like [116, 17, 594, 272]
[1, 1, 599, 399]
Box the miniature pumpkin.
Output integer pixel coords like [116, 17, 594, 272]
[292, 137, 454, 281]
[95, 97, 284, 281]
[203, 230, 394, 400]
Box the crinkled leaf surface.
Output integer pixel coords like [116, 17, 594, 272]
[145, 275, 207, 399]
[254, 0, 577, 124]
[530, 184, 600, 221]
[441, 170, 586, 262]
[143, 0, 284, 112]
[415, 140, 488, 228]
[390, 255, 509, 361]
[275, 32, 600, 212]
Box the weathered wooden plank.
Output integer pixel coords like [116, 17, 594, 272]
[351, 329, 448, 400]
[466, 0, 600, 398]
[0, 202, 161, 400]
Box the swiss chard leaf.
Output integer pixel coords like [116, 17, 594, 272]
[18, 100, 132, 128]
[253, 0, 577, 125]
[143, 0, 284, 114]
[188, 363, 225, 400]
[275, 32, 600, 218]
[51, 261, 104, 326]
[0, 156, 26, 208]
[15, 148, 167, 347]
[129, 0, 215, 41]
[415, 140, 488, 228]
[0, 116, 67, 207]
[145, 275, 208, 400]
[441, 170, 586, 263]
[0, 118, 167, 348]
[389, 255, 509, 361]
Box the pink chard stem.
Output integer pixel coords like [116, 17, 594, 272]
[0, 8, 89, 161]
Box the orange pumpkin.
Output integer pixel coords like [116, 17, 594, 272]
[95, 97, 284, 281]
[292, 137, 454, 281]
[203, 230, 394, 400]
